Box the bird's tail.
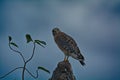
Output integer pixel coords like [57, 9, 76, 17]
[79, 60, 85, 66]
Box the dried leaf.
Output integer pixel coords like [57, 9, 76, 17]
[26, 34, 33, 43]
[10, 42, 18, 48]
[38, 66, 50, 74]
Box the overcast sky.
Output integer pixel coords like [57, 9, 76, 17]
[0, 0, 120, 80]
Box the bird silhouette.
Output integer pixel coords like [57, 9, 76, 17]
[52, 28, 85, 66]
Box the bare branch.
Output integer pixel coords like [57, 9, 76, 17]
[25, 68, 39, 79]
[9, 43, 26, 63]
[0, 67, 23, 79]
[0, 66, 39, 80]
[26, 42, 36, 63]
[22, 42, 36, 80]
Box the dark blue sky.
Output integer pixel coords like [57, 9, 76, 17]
[0, 0, 120, 80]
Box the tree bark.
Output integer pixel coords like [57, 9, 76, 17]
[50, 61, 76, 80]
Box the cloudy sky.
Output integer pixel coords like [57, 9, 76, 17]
[0, 0, 120, 80]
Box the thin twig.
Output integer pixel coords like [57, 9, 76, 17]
[0, 67, 23, 79]
[0, 66, 39, 79]
[9, 43, 26, 63]
[22, 64, 26, 80]
[26, 42, 36, 63]
[22, 42, 36, 80]
[25, 68, 39, 79]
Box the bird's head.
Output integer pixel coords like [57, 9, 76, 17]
[52, 27, 61, 36]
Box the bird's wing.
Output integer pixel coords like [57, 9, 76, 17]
[55, 32, 79, 54]
[55, 32, 84, 60]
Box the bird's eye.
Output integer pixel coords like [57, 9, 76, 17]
[52, 30, 56, 36]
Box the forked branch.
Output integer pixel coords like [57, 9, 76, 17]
[0, 35, 49, 80]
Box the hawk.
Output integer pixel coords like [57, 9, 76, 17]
[52, 28, 85, 66]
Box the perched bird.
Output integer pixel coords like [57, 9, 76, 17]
[52, 28, 85, 66]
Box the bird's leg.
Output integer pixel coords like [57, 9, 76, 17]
[66, 56, 69, 61]
[64, 55, 67, 61]
[64, 55, 69, 62]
